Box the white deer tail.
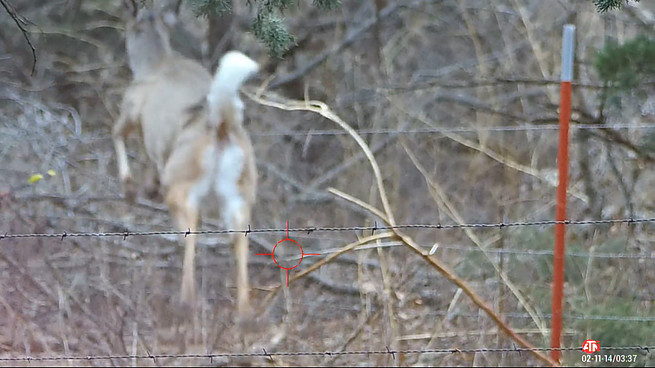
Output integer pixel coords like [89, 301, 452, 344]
[207, 51, 258, 131]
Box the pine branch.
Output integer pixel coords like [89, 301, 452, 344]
[188, 0, 232, 16]
[252, 11, 294, 59]
[188, 0, 341, 58]
[593, 0, 640, 13]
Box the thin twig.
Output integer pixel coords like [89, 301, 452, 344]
[269, 0, 423, 89]
[333, 190, 558, 366]
[248, 90, 559, 366]
[389, 99, 590, 203]
[0, 0, 37, 75]
[245, 89, 396, 224]
[257, 232, 393, 312]
[401, 142, 548, 335]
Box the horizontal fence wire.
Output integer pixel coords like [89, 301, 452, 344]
[426, 310, 655, 323]
[312, 301, 655, 323]
[322, 240, 655, 260]
[432, 245, 655, 260]
[1, 346, 652, 362]
[7, 123, 652, 143]
[1, 217, 653, 240]
[251, 123, 655, 137]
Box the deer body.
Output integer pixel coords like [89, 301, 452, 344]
[162, 54, 258, 309]
[114, 10, 211, 187]
[122, 58, 211, 175]
[113, 7, 257, 318]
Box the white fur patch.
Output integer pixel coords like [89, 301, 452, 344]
[206, 51, 258, 127]
[215, 144, 245, 228]
[187, 143, 245, 228]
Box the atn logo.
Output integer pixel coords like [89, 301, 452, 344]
[582, 339, 600, 354]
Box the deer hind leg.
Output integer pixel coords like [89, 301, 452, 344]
[165, 182, 199, 305]
[112, 112, 138, 202]
[225, 200, 251, 321]
[214, 144, 252, 321]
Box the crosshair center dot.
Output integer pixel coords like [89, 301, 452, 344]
[272, 239, 303, 270]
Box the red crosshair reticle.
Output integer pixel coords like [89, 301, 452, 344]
[254, 221, 320, 286]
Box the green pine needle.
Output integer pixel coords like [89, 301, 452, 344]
[593, 0, 640, 13]
[313, 0, 341, 10]
[252, 11, 295, 58]
[188, 0, 233, 17]
[189, 0, 342, 58]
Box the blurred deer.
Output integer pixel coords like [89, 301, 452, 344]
[113, 1, 258, 319]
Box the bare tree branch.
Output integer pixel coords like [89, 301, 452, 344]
[0, 0, 36, 75]
[269, 0, 424, 89]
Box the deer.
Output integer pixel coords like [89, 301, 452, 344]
[112, 2, 258, 320]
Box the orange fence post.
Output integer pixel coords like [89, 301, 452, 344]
[551, 24, 575, 363]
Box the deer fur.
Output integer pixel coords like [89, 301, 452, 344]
[113, 5, 258, 319]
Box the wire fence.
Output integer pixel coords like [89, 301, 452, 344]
[327, 240, 655, 260]
[1, 346, 652, 362]
[10, 122, 651, 141]
[2, 218, 653, 360]
[424, 310, 655, 323]
[250, 123, 655, 137]
[1, 217, 653, 240]
[301, 300, 655, 323]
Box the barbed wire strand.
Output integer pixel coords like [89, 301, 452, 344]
[1, 217, 653, 240]
[3, 220, 652, 325]
[433, 244, 654, 260]
[251, 123, 655, 137]
[6, 123, 653, 143]
[316, 240, 655, 260]
[0, 346, 652, 362]
[488, 312, 655, 323]
[415, 306, 655, 322]
[305, 301, 655, 323]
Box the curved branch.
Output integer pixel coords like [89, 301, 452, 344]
[0, 0, 36, 75]
[248, 89, 559, 367]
